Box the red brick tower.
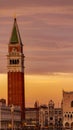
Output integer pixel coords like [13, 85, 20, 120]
[7, 18, 25, 120]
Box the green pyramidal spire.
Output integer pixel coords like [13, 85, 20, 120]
[10, 18, 22, 44]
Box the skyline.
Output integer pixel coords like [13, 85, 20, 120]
[0, 74, 73, 107]
[0, 0, 73, 107]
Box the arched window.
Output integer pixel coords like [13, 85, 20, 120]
[65, 122, 69, 128]
[13, 60, 15, 64]
[71, 114, 72, 118]
[49, 123, 53, 126]
[71, 101, 73, 107]
[17, 59, 19, 64]
[15, 60, 17, 64]
[68, 114, 69, 118]
[71, 122, 73, 128]
[10, 60, 12, 64]
[50, 117, 53, 120]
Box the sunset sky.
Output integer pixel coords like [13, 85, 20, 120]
[0, 0, 73, 107]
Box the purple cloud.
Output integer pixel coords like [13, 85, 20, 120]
[0, 1, 73, 74]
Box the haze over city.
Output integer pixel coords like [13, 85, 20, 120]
[0, 0, 73, 107]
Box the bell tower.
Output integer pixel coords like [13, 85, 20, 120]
[7, 18, 25, 120]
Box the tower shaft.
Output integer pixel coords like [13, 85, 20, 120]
[7, 18, 25, 120]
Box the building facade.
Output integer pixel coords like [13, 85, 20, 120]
[48, 100, 55, 128]
[25, 101, 62, 129]
[48, 100, 62, 130]
[25, 92, 73, 130]
[7, 18, 25, 120]
[25, 102, 39, 129]
[25, 108, 39, 126]
[62, 91, 73, 129]
[39, 105, 48, 128]
[54, 108, 63, 129]
[0, 99, 21, 130]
